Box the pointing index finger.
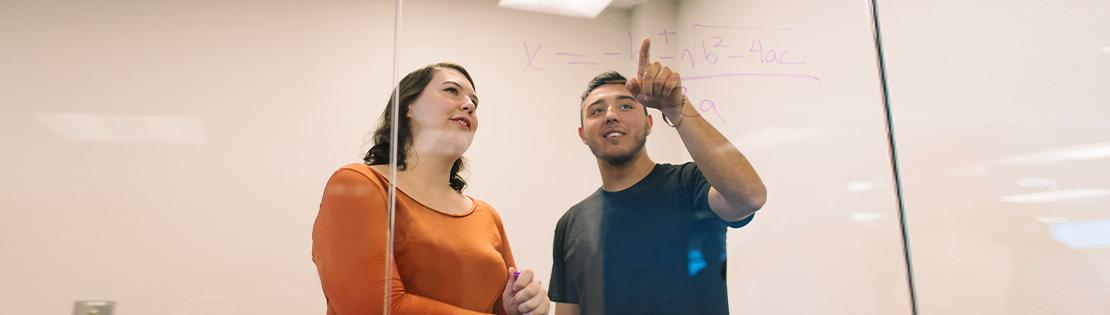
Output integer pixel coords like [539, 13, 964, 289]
[637, 37, 651, 78]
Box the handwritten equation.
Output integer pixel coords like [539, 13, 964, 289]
[521, 24, 820, 124]
[523, 24, 817, 77]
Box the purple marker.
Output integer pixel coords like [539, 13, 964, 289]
[513, 270, 521, 279]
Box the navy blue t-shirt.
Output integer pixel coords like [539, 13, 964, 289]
[549, 163, 754, 315]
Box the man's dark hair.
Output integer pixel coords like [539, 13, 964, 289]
[579, 71, 647, 126]
[580, 71, 627, 102]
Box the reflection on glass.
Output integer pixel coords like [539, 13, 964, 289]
[34, 112, 209, 144]
[1053, 219, 1110, 249]
[998, 142, 1110, 165]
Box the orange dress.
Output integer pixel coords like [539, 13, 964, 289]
[312, 163, 516, 314]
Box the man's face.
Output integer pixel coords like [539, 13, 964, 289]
[578, 84, 652, 166]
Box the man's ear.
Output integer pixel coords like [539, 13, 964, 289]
[578, 126, 587, 144]
[645, 113, 654, 136]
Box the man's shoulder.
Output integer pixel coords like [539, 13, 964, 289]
[655, 161, 697, 175]
[560, 190, 602, 221]
[646, 162, 701, 188]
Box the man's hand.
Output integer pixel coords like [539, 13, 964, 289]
[626, 37, 686, 119]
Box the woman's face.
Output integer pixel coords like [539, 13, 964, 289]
[407, 67, 479, 160]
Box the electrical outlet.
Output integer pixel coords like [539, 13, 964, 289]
[73, 300, 114, 315]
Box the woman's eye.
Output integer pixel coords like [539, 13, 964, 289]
[445, 87, 458, 95]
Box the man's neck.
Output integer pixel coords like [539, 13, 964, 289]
[598, 151, 656, 192]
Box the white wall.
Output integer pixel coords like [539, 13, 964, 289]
[879, 0, 1110, 313]
[0, 1, 396, 313]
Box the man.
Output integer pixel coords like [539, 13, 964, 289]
[548, 38, 767, 315]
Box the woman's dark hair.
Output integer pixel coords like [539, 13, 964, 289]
[364, 62, 475, 192]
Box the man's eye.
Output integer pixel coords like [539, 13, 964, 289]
[620, 104, 633, 110]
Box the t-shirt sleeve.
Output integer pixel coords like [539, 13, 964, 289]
[682, 162, 755, 229]
[547, 213, 577, 303]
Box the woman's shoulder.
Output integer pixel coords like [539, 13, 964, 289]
[326, 162, 388, 191]
[469, 196, 493, 211]
[468, 196, 507, 223]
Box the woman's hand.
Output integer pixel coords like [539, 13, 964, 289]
[501, 267, 551, 315]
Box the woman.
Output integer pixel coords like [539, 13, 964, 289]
[312, 63, 550, 315]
